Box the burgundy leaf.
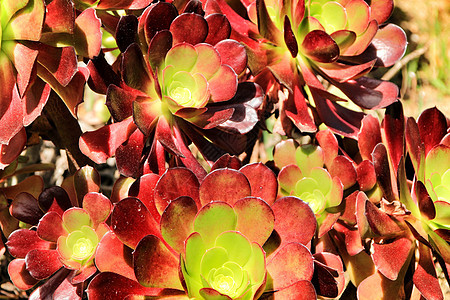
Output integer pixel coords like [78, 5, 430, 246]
[417, 107, 448, 155]
[271, 197, 316, 246]
[210, 154, 242, 171]
[204, 14, 231, 45]
[208, 65, 238, 102]
[365, 200, 404, 238]
[87, 51, 121, 94]
[25, 249, 63, 280]
[38, 186, 74, 214]
[358, 114, 382, 161]
[148, 30, 173, 70]
[87, 272, 162, 299]
[372, 24, 407, 67]
[116, 15, 138, 53]
[95, 231, 136, 281]
[8, 259, 39, 290]
[37, 212, 66, 243]
[342, 20, 378, 56]
[405, 117, 425, 177]
[284, 81, 317, 133]
[199, 168, 251, 206]
[133, 235, 182, 289]
[267, 242, 314, 289]
[311, 260, 338, 298]
[111, 197, 161, 249]
[215, 39, 248, 75]
[160, 196, 198, 253]
[106, 85, 139, 122]
[9, 42, 39, 97]
[7, 229, 52, 258]
[122, 44, 153, 93]
[128, 173, 161, 222]
[301, 30, 339, 63]
[43, 0, 74, 34]
[35, 44, 78, 88]
[0, 84, 25, 145]
[413, 242, 444, 300]
[284, 16, 298, 57]
[154, 168, 200, 215]
[170, 13, 208, 45]
[381, 101, 404, 176]
[115, 128, 146, 178]
[72, 8, 102, 58]
[371, 237, 413, 280]
[10, 192, 44, 225]
[74, 166, 101, 207]
[155, 117, 183, 157]
[372, 143, 395, 201]
[414, 181, 436, 220]
[143, 2, 178, 43]
[318, 59, 375, 83]
[82, 192, 112, 227]
[23, 78, 51, 127]
[239, 163, 277, 205]
[335, 77, 399, 110]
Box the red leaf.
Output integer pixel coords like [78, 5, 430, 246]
[7, 229, 52, 258]
[154, 168, 200, 215]
[199, 168, 251, 206]
[413, 242, 444, 300]
[95, 231, 136, 281]
[239, 163, 277, 205]
[329, 156, 357, 189]
[356, 160, 377, 191]
[372, 24, 407, 67]
[37, 212, 66, 243]
[204, 14, 231, 45]
[415, 181, 436, 220]
[8, 259, 38, 290]
[358, 114, 382, 160]
[25, 249, 63, 280]
[271, 197, 316, 246]
[115, 127, 147, 178]
[142, 2, 178, 43]
[417, 107, 448, 155]
[272, 280, 316, 300]
[267, 242, 314, 289]
[372, 143, 395, 201]
[0, 128, 27, 169]
[170, 13, 208, 45]
[372, 237, 413, 281]
[301, 30, 339, 63]
[283, 17, 298, 57]
[38, 186, 73, 215]
[10, 192, 44, 225]
[128, 173, 161, 222]
[215, 39, 247, 75]
[365, 200, 404, 238]
[111, 197, 161, 249]
[43, 0, 74, 34]
[133, 235, 182, 289]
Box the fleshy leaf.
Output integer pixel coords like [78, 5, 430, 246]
[301, 30, 339, 63]
[170, 13, 208, 45]
[10, 192, 44, 225]
[371, 237, 413, 281]
[37, 212, 67, 243]
[25, 249, 62, 280]
[133, 235, 182, 289]
[371, 24, 407, 67]
[199, 169, 251, 206]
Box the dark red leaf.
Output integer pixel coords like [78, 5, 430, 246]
[154, 168, 200, 215]
[256, 0, 283, 44]
[143, 2, 178, 43]
[372, 143, 395, 201]
[284, 16, 298, 57]
[210, 154, 242, 171]
[215, 39, 247, 75]
[365, 200, 404, 238]
[36, 44, 78, 87]
[301, 30, 339, 63]
[329, 156, 357, 189]
[43, 0, 75, 34]
[358, 114, 382, 161]
[122, 44, 153, 93]
[96, 231, 136, 281]
[372, 24, 407, 67]
[25, 249, 62, 280]
[381, 101, 404, 176]
[111, 197, 161, 249]
[285, 82, 317, 133]
[405, 117, 425, 176]
[170, 13, 208, 45]
[148, 30, 173, 70]
[356, 160, 377, 191]
[116, 15, 138, 53]
[7, 229, 52, 258]
[311, 260, 338, 298]
[8, 259, 39, 290]
[115, 128, 146, 178]
[415, 181, 436, 220]
[10, 193, 44, 225]
[38, 186, 73, 214]
[133, 235, 182, 289]
[37, 212, 66, 243]
[128, 173, 161, 222]
[205, 14, 231, 45]
[370, 0, 394, 24]
[74, 166, 101, 207]
[417, 107, 448, 155]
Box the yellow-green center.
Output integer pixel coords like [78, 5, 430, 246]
[170, 86, 192, 105]
[212, 274, 236, 296]
[72, 237, 94, 260]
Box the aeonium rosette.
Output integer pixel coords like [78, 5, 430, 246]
[81, 2, 263, 178]
[88, 160, 344, 299]
[205, 0, 406, 138]
[273, 139, 344, 235]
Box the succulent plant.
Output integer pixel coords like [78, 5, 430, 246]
[80, 2, 263, 179]
[205, 0, 406, 137]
